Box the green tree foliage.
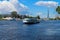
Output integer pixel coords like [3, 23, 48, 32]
[11, 11, 18, 18]
[0, 14, 2, 18]
[55, 16, 60, 20]
[56, 6, 60, 14]
[36, 15, 40, 19]
[3, 14, 11, 18]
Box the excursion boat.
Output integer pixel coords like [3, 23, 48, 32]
[23, 18, 40, 24]
[2, 17, 20, 21]
[2, 17, 13, 20]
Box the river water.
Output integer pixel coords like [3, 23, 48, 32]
[0, 20, 60, 40]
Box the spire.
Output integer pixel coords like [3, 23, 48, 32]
[47, 7, 49, 20]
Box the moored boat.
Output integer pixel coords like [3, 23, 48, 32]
[23, 18, 40, 24]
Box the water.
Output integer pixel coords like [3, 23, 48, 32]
[0, 20, 60, 40]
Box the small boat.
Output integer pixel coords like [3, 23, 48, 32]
[23, 18, 40, 24]
[2, 17, 13, 20]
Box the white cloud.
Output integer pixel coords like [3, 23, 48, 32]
[20, 3, 28, 9]
[35, 1, 58, 7]
[9, 0, 28, 9]
[0, 0, 28, 14]
[9, 0, 18, 3]
[9, 0, 28, 14]
[0, 1, 17, 14]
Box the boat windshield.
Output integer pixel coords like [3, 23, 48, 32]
[24, 18, 38, 20]
[24, 18, 30, 20]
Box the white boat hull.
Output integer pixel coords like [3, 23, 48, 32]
[23, 19, 40, 24]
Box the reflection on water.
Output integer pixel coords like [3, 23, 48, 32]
[0, 20, 60, 40]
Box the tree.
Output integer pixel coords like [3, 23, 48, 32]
[11, 11, 18, 18]
[56, 6, 60, 14]
[36, 15, 40, 19]
[0, 14, 2, 18]
[3, 14, 11, 18]
[55, 16, 60, 20]
[56, 6, 60, 19]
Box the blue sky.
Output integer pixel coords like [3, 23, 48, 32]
[0, 0, 60, 18]
[19, 0, 60, 18]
